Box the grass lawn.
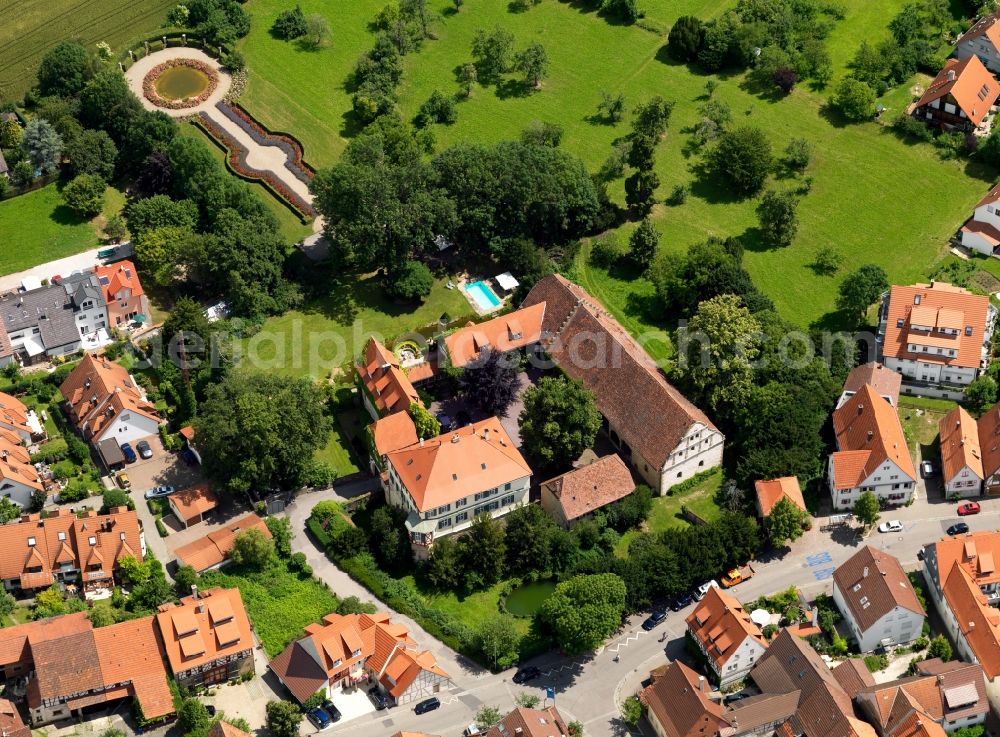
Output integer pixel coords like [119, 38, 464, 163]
[399, 574, 533, 640]
[898, 396, 954, 462]
[0, 182, 126, 277]
[200, 561, 339, 658]
[315, 422, 362, 478]
[1, 606, 32, 628]
[0, 0, 174, 100]
[615, 467, 724, 556]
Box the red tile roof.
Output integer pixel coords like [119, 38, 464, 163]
[754, 477, 806, 517]
[94, 260, 145, 302]
[977, 403, 1000, 480]
[0, 392, 30, 436]
[0, 698, 29, 737]
[642, 660, 727, 737]
[357, 339, 420, 416]
[370, 412, 419, 457]
[686, 587, 766, 671]
[444, 303, 546, 368]
[156, 587, 253, 676]
[842, 363, 901, 406]
[959, 9, 1000, 50]
[174, 513, 272, 572]
[58, 354, 160, 438]
[541, 454, 635, 521]
[522, 274, 720, 471]
[484, 706, 570, 737]
[830, 384, 915, 489]
[915, 56, 1000, 126]
[169, 483, 219, 523]
[940, 406, 984, 484]
[832, 546, 924, 633]
[881, 282, 991, 371]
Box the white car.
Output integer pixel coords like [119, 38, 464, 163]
[693, 580, 719, 600]
[878, 520, 903, 533]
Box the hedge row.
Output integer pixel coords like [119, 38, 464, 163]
[217, 102, 316, 184]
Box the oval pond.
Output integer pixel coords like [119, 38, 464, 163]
[155, 66, 210, 100]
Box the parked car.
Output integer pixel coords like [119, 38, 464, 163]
[369, 690, 388, 710]
[321, 701, 341, 723]
[958, 501, 981, 516]
[920, 460, 939, 478]
[669, 592, 694, 611]
[116, 472, 130, 489]
[136, 440, 153, 459]
[414, 697, 441, 715]
[306, 707, 331, 730]
[947, 522, 970, 536]
[641, 611, 667, 631]
[144, 485, 176, 499]
[693, 580, 719, 601]
[877, 520, 903, 533]
[512, 666, 542, 684]
[721, 564, 755, 588]
[463, 725, 482, 737]
[120, 443, 137, 464]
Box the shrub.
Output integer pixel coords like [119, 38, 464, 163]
[864, 653, 889, 672]
[589, 235, 623, 268]
[667, 183, 689, 205]
[272, 5, 308, 39]
[415, 90, 457, 127]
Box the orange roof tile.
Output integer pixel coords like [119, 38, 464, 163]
[370, 412, 419, 457]
[484, 706, 570, 737]
[386, 417, 530, 511]
[960, 9, 1000, 50]
[642, 661, 727, 737]
[58, 354, 160, 438]
[0, 697, 29, 737]
[915, 56, 1000, 126]
[0, 392, 30, 434]
[977, 404, 1000, 480]
[169, 483, 218, 523]
[685, 587, 765, 671]
[754, 476, 806, 517]
[357, 339, 420, 416]
[842, 362, 902, 406]
[94, 260, 145, 302]
[831, 384, 915, 489]
[174, 513, 272, 573]
[940, 555, 1000, 677]
[155, 588, 252, 676]
[208, 722, 252, 737]
[444, 303, 545, 368]
[881, 282, 991, 371]
[541, 454, 635, 521]
[940, 406, 984, 484]
[93, 615, 173, 719]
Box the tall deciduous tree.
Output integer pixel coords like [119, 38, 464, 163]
[518, 376, 601, 473]
[79, 71, 143, 146]
[65, 129, 117, 180]
[230, 529, 276, 569]
[458, 513, 507, 589]
[832, 77, 876, 122]
[707, 125, 773, 197]
[756, 189, 799, 247]
[462, 349, 520, 416]
[766, 497, 808, 545]
[266, 701, 302, 737]
[62, 174, 106, 217]
[37, 41, 90, 97]
[629, 217, 659, 268]
[515, 42, 549, 88]
[304, 14, 332, 49]
[836, 264, 888, 323]
[477, 614, 521, 669]
[853, 491, 880, 527]
[272, 5, 308, 39]
[631, 96, 675, 140]
[539, 573, 627, 655]
[504, 503, 556, 576]
[471, 25, 515, 81]
[666, 16, 704, 61]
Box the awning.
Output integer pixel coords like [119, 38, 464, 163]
[20, 334, 45, 357]
[495, 272, 519, 291]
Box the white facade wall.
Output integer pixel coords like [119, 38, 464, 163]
[961, 229, 997, 256]
[655, 424, 725, 495]
[945, 465, 984, 497]
[955, 38, 1000, 74]
[92, 411, 161, 446]
[885, 356, 979, 388]
[828, 457, 915, 510]
[832, 583, 923, 652]
[0, 478, 36, 510]
[713, 635, 766, 687]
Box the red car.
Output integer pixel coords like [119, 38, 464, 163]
[958, 501, 981, 516]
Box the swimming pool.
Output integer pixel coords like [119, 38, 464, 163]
[465, 280, 501, 311]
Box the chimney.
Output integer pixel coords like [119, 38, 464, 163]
[191, 584, 198, 600]
[863, 566, 869, 577]
[858, 404, 864, 415]
[947, 69, 956, 81]
[698, 675, 706, 692]
[866, 430, 873, 441]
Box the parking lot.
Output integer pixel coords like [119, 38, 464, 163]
[118, 434, 202, 495]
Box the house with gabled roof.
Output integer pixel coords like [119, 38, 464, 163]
[877, 282, 997, 398]
[522, 275, 723, 495]
[174, 513, 272, 573]
[0, 391, 43, 442]
[832, 546, 925, 652]
[93, 260, 148, 329]
[540, 453, 636, 527]
[754, 477, 806, 519]
[641, 660, 729, 737]
[686, 586, 767, 687]
[911, 56, 1000, 132]
[839, 362, 902, 409]
[443, 302, 545, 368]
[955, 9, 1000, 74]
[0, 427, 44, 509]
[356, 338, 420, 421]
[959, 183, 1000, 255]
[940, 406, 985, 498]
[828, 384, 917, 510]
[977, 403, 1000, 493]
[484, 706, 571, 737]
[269, 611, 451, 706]
[0, 698, 29, 737]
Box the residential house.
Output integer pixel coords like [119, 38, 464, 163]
[356, 338, 420, 422]
[641, 660, 728, 737]
[174, 513, 272, 573]
[94, 260, 149, 329]
[0, 391, 43, 442]
[940, 406, 985, 497]
[59, 354, 162, 446]
[828, 384, 917, 510]
[0, 611, 173, 726]
[0, 273, 111, 364]
[208, 721, 252, 737]
[838, 362, 902, 409]
[270, 611, 452, 706]
[685, 586, 767, 687]
[855, 658, 988, 735]
[522, 275, 723, 495]
[442, 302, 546, 368]
[0, 427, 44, 509]
[155, 587, 255, 689]
[911, 56, 1000, 132]
[0, 698, 29, 737]
[484, 706, 570, 737]
[978, 403, 1000, 493]
[753, 476, 806, 519]
[0, 322, 14, 368]
[383, 418, 531, 557]
[168, 483, 218, 529]
[877, 282, 997, 398]
[367, 411, 419, 477]
[955, 10, 1000, 74]
[0, 507, 144, 597]
[832, 546, 925, 652]
[539, 453, 636, 527]
[959, 184, 1000, 255]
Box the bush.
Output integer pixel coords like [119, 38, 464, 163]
[272, 5, 308, 39]
[864, 653, 889, 672]
[62, 174, 106, 218]
[156, 518, 168, 537]
[388, 261, 433, 301]
[589, 235, 623, 268]
[667, 183, 689, 205]
[415, 90, 457, 127]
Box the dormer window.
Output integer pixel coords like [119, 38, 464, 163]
[120, 532, 126, 540]
[966, 326, 974, 336]
[88, 536, 96, 546]
[896, 318, 904, 328]
[914, 295, 921, 305]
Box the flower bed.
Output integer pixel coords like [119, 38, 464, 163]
[195, 113, 316, 218]
[216, 101, 316, 184]
[142, 58, 218, 110]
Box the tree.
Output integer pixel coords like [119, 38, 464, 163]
[174, 565, 200, 598]
[767, 497, 808, 545]
[837, 264, 889, 323]
[624, 169, 659, 214]
[773, 67, 797, 94]
[459, 63, 478, 97]
[266, 516, 293, 557]
[197, 373, 329, 495]
[409, 402, 441, 439]
[621, 695, 643, 726]
[632, 96, 675, 140]
[388, 260, 434, 301]
[65, 129, 117, 180]
[476, 614, 520, 669]
[784, 138, 811, 171]
[520, 120, 563, 148]
[756, 190, 798, 248]
[62, 174, 106, 217]
[177, 698, 211, 736]
[504, 503, 556, 576]
[459, 514, 507, 589]
[539, 574, 627, 655]
[424, 536, 463, 590]
[677, 294, 761, 412]
[127, 195, 198, 241]
[476, 706, 503, 730]
[79, 70, 143, 146]
[519, 376, 602, 473]
[515, 692, 541, 708]
[0, 591, 16, 621]
[10, 160, 33, 188]
[415, 90, 457, 126]
[666, 16, 704, 62]
[101, 488, 132, 513]
[104, 214, 127, 242]
[515, 43, 549, 88]
[927, 634, 952, 661]
[597, 91, 626, 123]
[230, 528, 276, 569]
[812, 246, 843, 275]
[629, 217, 659, 268]
[462, 349, 520, 416]
[833, 77, 876, 122]
[471, 26, 515, 81]
[369, 506, 410, 571]
[162, 295, 212, 354]
[37, 41, 90, 97]
[272, 5, 308, 38]
[0, 118, 22, 148]
[266, 700, 302, 737]
[967, 375, 998, 415]
[21, 119, 63, 175]
[304, 14, 332, 49]
[853, 491, 881, 528]
[707, 125, 773, 197]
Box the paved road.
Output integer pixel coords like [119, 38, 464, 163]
[289, 483, 1000, 737]
[0, 247, 103, 290]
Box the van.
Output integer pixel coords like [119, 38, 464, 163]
[414, 697, 441, 715]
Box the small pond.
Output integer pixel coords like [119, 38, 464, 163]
[504, 580, 557, 617]
[155, 66, 210, 100]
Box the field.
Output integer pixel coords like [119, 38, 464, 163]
[237, 0, 990, 330]
[0, 182, 125, 277]
[0, 0, 174, 101]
